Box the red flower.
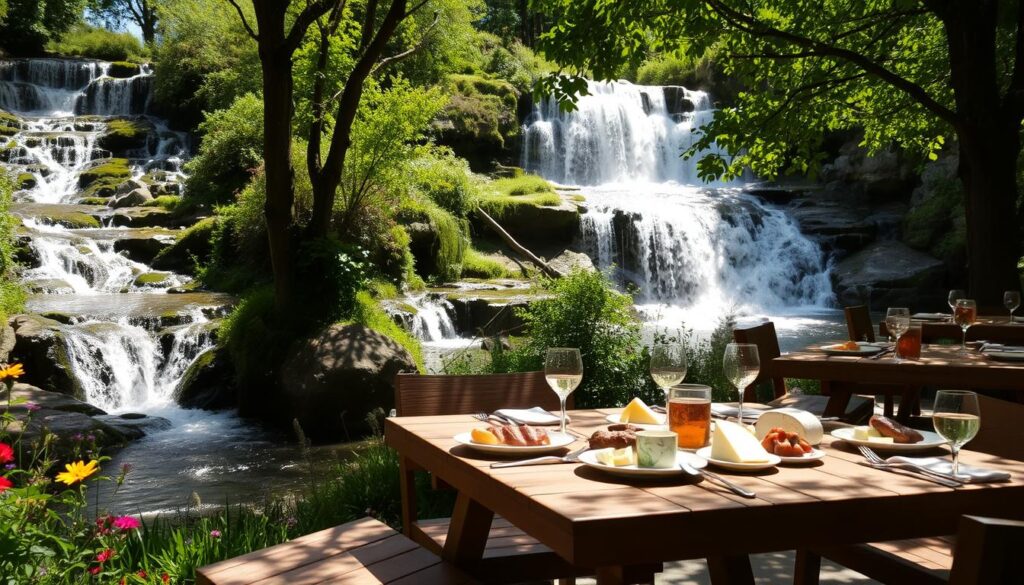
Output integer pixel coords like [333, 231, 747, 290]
[95, 548, 114, 563]
[119, 579, 126, 585]
[136, 570, 147, 578]
[0, 477, 11, 493]
[113, 515, 141, 531]
[161, 573, 170, 583]
[88, 566, 101, 575]
[0, 443, 12, 464]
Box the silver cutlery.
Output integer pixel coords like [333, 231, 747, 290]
[858, 446, 963, 487]
[679, 459, 757, 499]
[490, 445, 589, 468]
[869, 347, 895, 360]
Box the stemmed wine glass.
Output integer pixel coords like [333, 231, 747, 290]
[722, 343, 759, 424]
[932, 390, 981, 477]
[947, 289, 966, 322]
[650, 343, 687, 409]
[544, 348, 582, 435]
[885, 308, 910, 362]
[953, 299, 977, 354]
[1005, 291, 1021, 324]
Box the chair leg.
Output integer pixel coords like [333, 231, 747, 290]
[399, 457, 418, 536]
[883, 393, 894, 417]
[897, 387, 921, 422]
[793, 550, 821, 585]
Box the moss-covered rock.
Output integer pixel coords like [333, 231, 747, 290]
[433, 74, 521, 169]
[0, 110, 21, 128]
[173, 346, 236, 410]
[79, 158, 131, 187]
[151, 217, 216, 273]
[16, 173, 36, 190]
[107, 61, 141, 78]
[133, 272, 170, 287]
[109, 206, 177, 228]
[78, 197, 110, 206]
[97, 119, 152, 153]
[8, 314, 85, 399]
[40, 210, 101, 229]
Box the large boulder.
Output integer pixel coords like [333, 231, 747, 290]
[831, 241, 947, 310]
[173, 346, 236, 410]
[110, 187, 153, 208]
[280, 324, 417, 441]
[151, 217, 216, 273]
[112, 232, 176, 263]
[6, 383, 104, 415]
[7, 314, 83, 398]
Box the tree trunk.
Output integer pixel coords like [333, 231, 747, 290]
[140, 4, 157, 44]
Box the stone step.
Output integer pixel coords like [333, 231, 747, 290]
[25, 291, 235, 321]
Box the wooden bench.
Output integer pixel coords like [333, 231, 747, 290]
[196, 517, 476, 585]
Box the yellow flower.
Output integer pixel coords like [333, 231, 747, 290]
[0, 363, 24, 381]
[56, 460, 99, 486]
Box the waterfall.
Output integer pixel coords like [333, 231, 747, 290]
[0, 58, 152, 116]
[522, 80, 833, 315]
[387, 294, 459, 342]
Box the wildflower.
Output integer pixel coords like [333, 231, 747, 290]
[25, 402, 40, 412]
[0, 363, 24, 381]
[113, 515, 141, 531]
[0, 477, 12, 492]
[72, 433, 84, 442]
[161, 573, 170, 583]
[137, 570, 147, 578]
[120, 462, 133, 474]
[3, 463, 13, 470]
[55, 460, 99, 485]
[96, 548, 114, 562]
[0, 443, 12, 464]
[210, 529, 222, 539]
[88, 566, 101, 575]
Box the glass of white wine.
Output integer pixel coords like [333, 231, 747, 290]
[722, 343, 759, 425]
[932, 390, 981, 478]
[544, 348, 583, 435]
[650, 343, 687, 409]
[1005, 290, 1021, 324]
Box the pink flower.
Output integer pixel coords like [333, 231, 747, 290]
[210, 529, 222, 538]
[88, 566, 101, 575]
[25, 402, 40, 412]
[0, 443, 12, 464]
[113, 515, 141, 531]
[95, 548, 114, 563]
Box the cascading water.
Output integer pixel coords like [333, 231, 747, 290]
[522, 80, 834, 325]
[407, 295, 459, 342]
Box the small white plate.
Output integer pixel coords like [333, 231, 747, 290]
[578, 450, 707, 478]
[695, 447, 781, 470]
[453, 431, 575, 455]
[830, 428, 948, 451]
[775, 448, 826, 465]
[819, 343, 885, 356]
[605, 412, 667, 429]
[984, 351, 1024, 363]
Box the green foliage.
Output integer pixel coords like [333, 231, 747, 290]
[295, 238, 371, 323]
[0, 0, 85, 54]
[349, 290, 424, 371]
[636, 53, 706, 86]
[184, 93, 263, 204]
[0, 176, 25, 321]
[389, 0, 486, 86]
[397, 195, 468, 281]
[438, 73, 519, 150]
[407, 149, 476, 218]
[667, 315, 737, 403]
[143, 195, 181, 210]
[903, 172, 966, 267]
[475, 174, 561, 218]
[461, 247, 510, 278]
[47, 23, 146, 61]
[490, 174, 552, 196]
[79, 158, 130, 186]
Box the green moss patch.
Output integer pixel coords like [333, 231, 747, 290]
[107, 61, 141, 78]
[39, 211, 101, 229]
[79, 159, 131, 187]
[143, 195, 181, 210]
[16, 173, 36, 190]
[461, 248, 512, 279]
[152, 217, 217, 273]
[98, 119, 151, 152]
[436, 74, 520, 152]
[79, 176, 123, 199]
[133, 272, 170, 287]
[77, 197, 110, 206]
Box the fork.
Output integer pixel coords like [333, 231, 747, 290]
[858, 446, 963, 486]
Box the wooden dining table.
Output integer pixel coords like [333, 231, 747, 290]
[878, 316, 1024, 344]
[385, 408, 1024, 584]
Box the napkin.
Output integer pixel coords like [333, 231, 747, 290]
[494, 407, 566, 426]
[710, 404, 762, 420]
[887, 456, 1011, 483]
[979, 343, 1024, 353]
[912, 312, 949, 320]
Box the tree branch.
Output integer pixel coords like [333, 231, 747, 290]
[284, 0, 338, 54]
[360, 0, 379, 50]
[226, 0, 258, 41]
[307, 0, 347, 179]
[371, 10, 439, 74]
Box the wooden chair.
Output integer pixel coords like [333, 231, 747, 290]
[796, 395, 1024, 584]
[393, 372, 660, 584]
[733, 322, 872, 421]
[843, 305, 922, 420]
[196, 516, 477, 584]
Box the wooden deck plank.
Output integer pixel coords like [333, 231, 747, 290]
[249, 534, 422, 585]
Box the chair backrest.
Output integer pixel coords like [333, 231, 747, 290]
[732, 321, 786, 402]
[948, 516, 1024, 585]
[394, 371, 570, 417]
[967, 394, 1024, 462]
[844, 305, 876, 342]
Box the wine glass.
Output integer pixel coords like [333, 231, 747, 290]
[1005, 290, 1021, 324]
[722, 343, 759, 425]
[953, 299, 977, 354]
[932, 390, 980, 477]
[947, 289, 966, 322]
[650, 343, 687, 409]
[885, 308, 910, 361]
[544, 348, 582, 435]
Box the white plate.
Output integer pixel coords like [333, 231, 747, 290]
[912, 313, 949, 321]
[775, 448, 826, 465]
[578, 449, 707, 477]
[453, 431, 575, 455]
[984, 351, 1024, 363]
[695, 447, 781, 471]
[830, 428, 948, 451]
[819, 343, 885, 356]
[605, 412, 667, 429]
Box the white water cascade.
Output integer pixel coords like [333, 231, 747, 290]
[408, 295, 459, 342]
[522, 80, 833, 322]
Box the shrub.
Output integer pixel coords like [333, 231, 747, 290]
[47, 24, 146, 61]
[184, 93, 263, 204]
[408, 150, 476, 218]
[0, 176, 25, 322]
[636, 54, 701, 86]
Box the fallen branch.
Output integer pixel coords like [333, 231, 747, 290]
[474, 206, 565, 279]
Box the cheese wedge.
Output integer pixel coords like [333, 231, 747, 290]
[755, 408, 824, 445]
[853, 425, 882, 440]
[620, 397, 660, 425]
[711, 420, 771, 463]
[594, 448, 616, 466]
[594, 447, 635, 466]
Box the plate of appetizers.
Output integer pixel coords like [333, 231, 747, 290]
[455, 424, 575, 455]
[605, 397, 666, 428]
[831, 415, 946, 452]
[578, 448, 707, 478]
[759, 426, 826, 464]
[819, 341, 886, 356]
[696, 420, 781, 471]
[696, 447, 781, 471]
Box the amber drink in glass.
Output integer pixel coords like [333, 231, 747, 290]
[668, 384, 712, 449]
[896, 324, 922, 360]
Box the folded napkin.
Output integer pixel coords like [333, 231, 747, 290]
[888, 456, 1011, 483]
[494, 407, 565, 426]
[710, 404, 762, 420]
[912, 312, 949, 320]
[980, 343, 1024, 353]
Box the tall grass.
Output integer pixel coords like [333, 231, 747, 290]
[48, 25, 148, 62]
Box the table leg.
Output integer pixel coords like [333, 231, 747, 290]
[707, 554, 754, 585]
[442, 492, 494, 565]
[595, 566, 625, 584]
[793, 550, 821, 585]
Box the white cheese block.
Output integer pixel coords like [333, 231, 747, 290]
[711, 420, 771, 463]
[853, 425, 882, 440]
[594, 448, 616, 466]
[612, 447, 635, 466]
[620, 397, 660, 425]
[754, 408, 824, 445]
[867, 436, 894, 444]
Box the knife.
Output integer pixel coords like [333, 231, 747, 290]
[679, 459, 757, 498]
[490, 445, 589, 468]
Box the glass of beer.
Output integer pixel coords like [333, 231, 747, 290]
[668, 384, 712, 449]
[896, 323, 922, 360]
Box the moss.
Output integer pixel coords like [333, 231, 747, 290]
[143, 195, 181, 210]
[903, 179, 966, 266]
[78, 197, 110, 206]
[152, 217, 217, 273]
[0, 110, 20, 128]
[0, 126, 18, 137]
[107, 61, 141, 78]
[40, 210, 101, 229]
[462, 248, 512, 279]
[16, 173, 35, 190]
[349, 290, 424, 371]
[79, 176, 122, 199]
[435, 74, 520, 154]
[79, 159, 131, 187]
[398, 198, 468, 281]
[569, 194, 586, 202]
[98, 119, 151, 152]
[134, 272, 170, 286]
[490, 175, 553, 196]
[477, 191, 563, 218]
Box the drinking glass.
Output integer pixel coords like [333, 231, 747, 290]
[669, 384, 711, 449]
[947, 289, 966, 321]
[1005, 290, 1021, 324]
[932, 390, 981, 477]
[953, 299, 977, 354]
[650, 343, 687, 408]
[722, 343, 759, 425]
[885, 307, 910, 361]
[544, 348, 582, 435]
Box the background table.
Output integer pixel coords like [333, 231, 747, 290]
[879, 317, 1024, 344]
[386, 409, 1024, 584]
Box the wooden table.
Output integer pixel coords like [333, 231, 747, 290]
[385, 409, 1024, 584]
[879, 317, 1024, 344]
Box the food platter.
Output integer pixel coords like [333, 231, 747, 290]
[695, 447, 780, 471]
[830, 428, 947, 452]
[453, 431, 575, 455]
[578, 450, 707, 478]
[819, 343, 886, 356]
